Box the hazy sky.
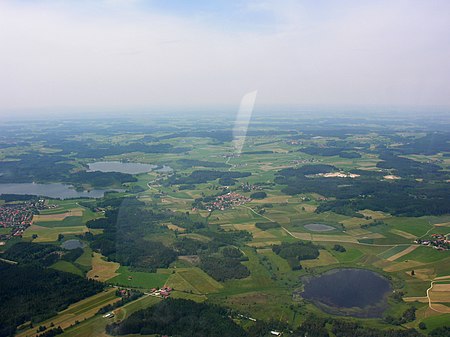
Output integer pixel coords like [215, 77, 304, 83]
[0, 0, 449, 114]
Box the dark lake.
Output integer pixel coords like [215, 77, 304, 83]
[304, 223, 335, 232]
[302, 268, 391, 317]
[0, 183, 115, 199]
[61, 239, 85, 250]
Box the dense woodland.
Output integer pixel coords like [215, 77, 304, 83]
[106, 299, 248, 337]
[3, 242, 84, 267]
[166, 170, 251, 185]
[107, 299, 440, 337]
[272, 241, 321, 270]
[276, 162, 450, 217]
[0, 262, 103, 337]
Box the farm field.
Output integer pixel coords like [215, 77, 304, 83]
[2, 116, 450, 336]
[108, 266, 170, 289]
[15, 289, 120, 337]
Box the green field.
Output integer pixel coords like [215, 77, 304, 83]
[108, 266, 170, 289]
[36, 216, 84, 228]
[51, 260, 84, 276]
[166, 267, 223, 294]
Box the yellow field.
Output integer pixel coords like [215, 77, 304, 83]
[166, 267, 223, 294]
[431, 283, 450, 292]
[33, 209, 83, 222]
[232, 223, 276, 239]
[301, 250, 339, 268]
[290, 232, 312, 240]
[345, 228, 372, 236]
[390, 229, 417, 239]
[434, 222, 450, 227]
[164, 223, 186, 232]
[406, 268, 436, 281]
[247, 240, 281, 247]
[404, 296, 428, 303]
[23, 224, 88, 242]
[383, 260, 424, 272]
[358, 209, 390, 220]
[87, 253, 120, 282]
[387, 245, 419, 262]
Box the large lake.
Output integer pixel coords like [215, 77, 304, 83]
[301, 268, 391, 317]
[87, 161, 173, 174]
[87, 161, 157, 174]
[0, 183, 114, 199]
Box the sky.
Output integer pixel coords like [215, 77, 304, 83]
[0, 0, 449, 115]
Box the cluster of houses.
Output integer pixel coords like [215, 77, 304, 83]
[414, 234, 450, 251]
[291, 158, 321, 165]
[240, 182, 262, 192]
[205, 192, 251, 212]
[150, 286, 173, 299]
[0, 201, 45, 243]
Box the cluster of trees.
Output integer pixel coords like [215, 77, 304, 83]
[361, 220, 386, 229]
[3, 242, 61, 267]
[200, 256, 250, 281]
[85, 197, 253, 273]
[0, 262, 103, 337]
[106, 299, 248, 337]
[36, 326, 64, 337]
[0, 194, 37, 202]
[299, 146, 361, 159]
[173, 237, 208, 255]
[272, 241, 320, 270]
[86, 198, 178, 271]
[166, 170, 251, 185]
[106, 300, 435, 337]
[333, 244, 346, 252]
[68, 171, 136, 188]
[250, 191, 267, 199]
[47, 139, 189, 158]
[4, 242, 84, 267]
[330, 319, 424, 337]
[395, 132, 450, 155]
[255, 222, 280, 230]
[384, 307, 416, 325]
[376, 152, 446, 180]
[61, 247, 84, 263]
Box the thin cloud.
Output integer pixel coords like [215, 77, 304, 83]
[0, 0, 449, 115]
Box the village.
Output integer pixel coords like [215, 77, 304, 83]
[414, 233, 450, 251]
[0, 199, 48, 244]
[204, 192, 252, 212]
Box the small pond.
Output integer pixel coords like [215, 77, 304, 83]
[301, 268, 391, 318]
[304, 223, 336, 232]
[0, 183, 115, 199]
[61, 239, 85, 250]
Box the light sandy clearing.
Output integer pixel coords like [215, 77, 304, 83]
[387, 245, 419, 262]
[33, 209, 83, 222]
[87, 253, 120, 282]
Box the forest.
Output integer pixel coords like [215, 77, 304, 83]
[272, 241, 321, 270]
[0, 262, 103, 337]
[276, 163, 450, 216]
[105, 299, 248, 337]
